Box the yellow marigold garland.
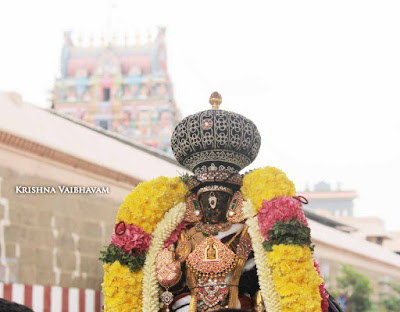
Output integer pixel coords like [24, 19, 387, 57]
[142, 202, 187, 312]
[242, 168, 325, 312]
[102, 176, 188, 312]
[102, 261, 143, 312]
[243, 200, 282, 312]
[241, 167, 296, 214]
[116, 176, 188, 233]
[267, 245, 323, 312]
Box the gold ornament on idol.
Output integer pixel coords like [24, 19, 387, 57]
[187, 236, 237, 279]
[194, 221, 233, 235]
[184, 193, 203, 223]
[209, 91, 222, 110]
[226, 191, 245, 224]
[208, 192, 217, 209]
[156, 247, 182, 312]
[197, 185, 234, 197]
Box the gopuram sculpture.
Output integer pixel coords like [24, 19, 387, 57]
[101, 92, 343, 312]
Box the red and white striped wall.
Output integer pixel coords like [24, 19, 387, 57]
[0, 283, 103, 312]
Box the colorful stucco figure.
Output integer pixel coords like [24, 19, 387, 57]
[100, 92, 343, 312]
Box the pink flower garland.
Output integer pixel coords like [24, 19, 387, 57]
[111, 223, 152, 255]
[256, 195, 330, 312]
[314, 259, 330, 312]
[257, 196, 309, 241]
[164, 221, 188, 248]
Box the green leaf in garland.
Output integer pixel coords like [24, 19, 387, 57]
[263, 240, 273, 251]
[99, 244, 146, 272]
[262, 218, 315, 252]
[179, 173, 191, 184]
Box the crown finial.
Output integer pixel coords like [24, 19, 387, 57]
[209, 91, 222, 109]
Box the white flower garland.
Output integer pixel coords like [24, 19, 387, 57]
[242, 200, 282, 312]
[142, 202, 187, 312]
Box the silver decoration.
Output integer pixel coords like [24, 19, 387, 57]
[161, 290, 174, 311]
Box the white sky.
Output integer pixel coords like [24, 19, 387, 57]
[0, 0, 399, 230]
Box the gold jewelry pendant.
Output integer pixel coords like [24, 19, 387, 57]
[208, 192, 217, 209]
[187, 236, 237, 278]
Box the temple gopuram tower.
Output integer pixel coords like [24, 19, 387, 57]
[52, 28, 180, 153]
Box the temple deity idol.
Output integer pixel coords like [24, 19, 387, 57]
[101, 92, 343, 312]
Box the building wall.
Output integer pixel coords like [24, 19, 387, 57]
[384, 231, 400, 254]
[307, 198, 354, 216]
[311, 221, 400, 301]
[0, 144, 134, 290]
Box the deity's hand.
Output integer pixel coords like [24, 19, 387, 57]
[156, 247, 182, 288]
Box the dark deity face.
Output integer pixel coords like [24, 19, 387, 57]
[198, 190, 232, 224]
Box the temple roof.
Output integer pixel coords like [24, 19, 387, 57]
[0, 92, 186, 183]
[60, 28, 167, 78]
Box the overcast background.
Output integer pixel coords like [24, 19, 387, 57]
[0, 0, 399, 230]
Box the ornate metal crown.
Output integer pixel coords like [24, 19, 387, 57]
[171, 92, 261, 174]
